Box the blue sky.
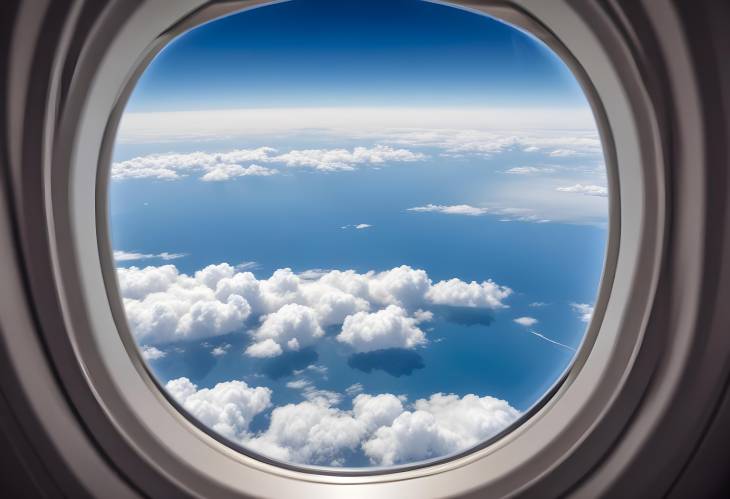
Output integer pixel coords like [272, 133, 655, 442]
[128, 0, 586, 111]
[110, 0, 607, 469]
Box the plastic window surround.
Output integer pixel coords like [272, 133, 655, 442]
[46, 0, 663, 497]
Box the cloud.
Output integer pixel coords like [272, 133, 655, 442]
[111, 145, 424, 180]
[529, 302, 548, 307]
[571, 303, 594, 322]
[427, 279, 512, 309]
[513, 316, 538, 327]
[114, 250, 186, 262]
[380, 127, 603, 158]
[293, 364, 329, 378]
[119, 263, 510, 349]
[556, 184, 608, 197]
[245, 400, 367, 466]
[548, 149, 578, 157]
[407, 204, 488, 216]
[211, 343, 231, 357]
[337, 305, 431, 353]
[245, 338, 284, 358]
[111, 147, 277, 180]
[200, 164, 277, 182]
[341, 223, 373, 230]
[163, 376, 520, 467]
[246, 304, 325, 357]
[345, 383, 364, 397]
[140, 345, 166, 360]
[165, 377, 271, 442]
[362, 393, 521, 466]
[245, 393, 405, 466]
[117, 108, 597, 144]
[504, 166, 556, 175]
[117, 264, 252, 343]
[285, 378, 342, 406]
[274, 145, 425, 172]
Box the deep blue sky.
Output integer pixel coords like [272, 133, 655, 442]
[127, 0, 586, 111]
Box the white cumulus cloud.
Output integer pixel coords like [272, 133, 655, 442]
[211, 343, 231, 357]
[111, 147, 277, 181]
[200, 164, 277, 182]
[245, 338, 283, 358]
[362, 393, 521, 466]
[245, 393, 404, 466]
[274, 145, 425, 172]
[112, 145, 424, 180]
[118, 263, 511, 350]
[140, 345, 166, 360]
[337, 305, 431, 353]
[165, 377, 271, 442]
[246, 304, 324, 357]
[427, 279, 512, 309]
[162, 375, 521, 468]
[117, 264, 251, 343]
[513, 316, 538, 327]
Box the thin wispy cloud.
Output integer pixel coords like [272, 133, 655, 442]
[407, 204, 488, 216]
[116, 107, 597, 144]
[236, 261, 259, 271]
[571, 303, 595, 322]
[504, 166, 556, 175]
[114, 250, 186, 262]
[556, 184, 608, 197]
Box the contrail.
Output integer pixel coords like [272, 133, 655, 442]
[528, 330, 576, 351]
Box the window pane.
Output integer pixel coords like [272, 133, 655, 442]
[110, 0, 608, 470]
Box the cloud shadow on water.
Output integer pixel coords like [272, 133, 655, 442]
[323, 324, 342, 337]
[348, 348, 425, 377]
[261, 347, 318, 380]
[172, 345, 217, 382]
[438, 305, 495, 327]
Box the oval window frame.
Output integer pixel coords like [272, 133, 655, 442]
[43, 0, 665, 497]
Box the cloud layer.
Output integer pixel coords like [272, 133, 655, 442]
[165, 376, 522, 467]
[118, 263, 511, 351]
[111, 145, 424, 180]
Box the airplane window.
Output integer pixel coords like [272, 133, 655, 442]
[109, 0, 608, 470]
